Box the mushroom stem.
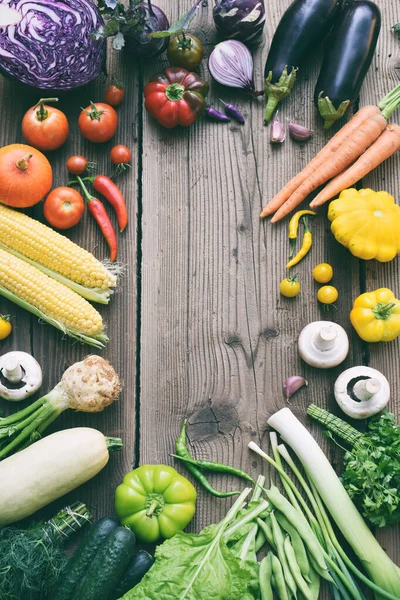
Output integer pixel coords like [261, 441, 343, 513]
[353, 378, 382, 402]
[315, 325, 337, 351]
[2, 356, 23, 383]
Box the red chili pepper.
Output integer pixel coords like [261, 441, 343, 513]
[92, 175, 128, 232]
[76, 176, 118, 262]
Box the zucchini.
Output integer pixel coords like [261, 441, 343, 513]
[75, 526, 136, 600]
[0, 428, 115, 525]
[112, 550, 154, 599]
[53, 517, 119, 600]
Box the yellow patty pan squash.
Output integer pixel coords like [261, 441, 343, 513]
[328, 188, 400, 262]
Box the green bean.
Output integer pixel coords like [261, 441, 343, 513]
[175, 420, 240, 497]
[267, 483, 330, 580]
[270, 512, 297, 598]
[307, 567, 321, 600]
[257, 517, 276, 551]
[284, 535, 314, 600]
[260, 553, 274, 600]
[170, 453, 255, 483]
[255, 528, 266, 552]
[271, 554, 290, 600]
[275, 511, 310, 581]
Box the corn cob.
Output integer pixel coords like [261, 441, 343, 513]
[0, 248, 108, 348]
[0, 204, 116, 304]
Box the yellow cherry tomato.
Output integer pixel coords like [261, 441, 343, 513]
[317, 286, 338, 305]
[280, 276, 300, 298]
[0, 314, 12, 340]
[313, 263, 333, 283]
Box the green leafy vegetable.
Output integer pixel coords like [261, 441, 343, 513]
[149, 0, 202, 38]
[308, 406, 400, 527]
[121, 488, 268, 600]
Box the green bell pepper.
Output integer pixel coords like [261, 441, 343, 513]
[115, 465, 197, 543]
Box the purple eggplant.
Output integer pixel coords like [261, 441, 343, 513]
[213, 0, 266, 44]
[125, 2, 169, 59]
[263, 0, 342, 122]
[315, 0, 381, 128]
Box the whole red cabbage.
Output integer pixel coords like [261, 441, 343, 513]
[0, 0, 106, 90]
[213, 0, 265, 43]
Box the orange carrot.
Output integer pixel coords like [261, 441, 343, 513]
[260, 105, 381, 218]
[310, 124, 400, 207]
[270, 112, 387, 223]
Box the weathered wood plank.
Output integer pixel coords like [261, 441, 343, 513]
[139, 1, 363, 573]
[0, 46, 139, 520]
[359, 0, 400, 562]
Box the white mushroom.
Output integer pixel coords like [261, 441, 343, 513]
[334, 366, 390, 419]
[298, 321, 349, 369]
[0, 351, 43, 401]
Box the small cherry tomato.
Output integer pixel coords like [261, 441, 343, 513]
[66, 155, 88, 175]
[313, 263, 333, 283]
[110, 145, 132, 173]
[43, 187, 85, 230]
[317, 285, 338, 305]
[78, 102, 118, 143]
[0, 314, 12, 340]
[22, 98, 69, 151]
[105, 82, 125, 107]
[280, 276, 300, 298]
[167, 33, 204, 70]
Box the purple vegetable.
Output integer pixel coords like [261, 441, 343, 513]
[205, 107, 231, 122]
[220, 99, 245, 124]
[213, 0, 266, 43]
[0, 0, 106, 91]
[125, 3, 170, 59]
[208, 40, 263, 96]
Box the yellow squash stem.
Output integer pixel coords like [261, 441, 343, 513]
[267, 408, 400, 600]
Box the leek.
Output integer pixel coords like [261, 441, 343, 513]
[267, 407, 400, 600]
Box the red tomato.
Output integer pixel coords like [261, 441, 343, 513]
[0, 144, 52, 208]
[43, 187, 85, 230]
[78, 102, 118, 143]
[22, 100, 69, 151]
[66, 155, 89, 175]
[110, 145, 131, 166]
[105, 84, 125, 107]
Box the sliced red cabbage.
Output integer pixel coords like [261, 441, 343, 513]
[0, 0, 106, 90]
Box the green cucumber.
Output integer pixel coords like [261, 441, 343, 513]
[53, 517, 119, 600]
[75, 526, 136, 600]
[112, 550, 154, 599]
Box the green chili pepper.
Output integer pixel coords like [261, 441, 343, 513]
[175, 420, 240, 498]
[170, 453, 255, 484]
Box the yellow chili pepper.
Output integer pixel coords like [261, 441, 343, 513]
[288, 210, 316, 258]
[286, 218, 312, 269]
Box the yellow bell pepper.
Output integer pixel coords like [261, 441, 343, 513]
[328, 188, 400, 262]
[350, 288, 400, 342]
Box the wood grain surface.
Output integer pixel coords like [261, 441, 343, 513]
[0, 0, 399, 593]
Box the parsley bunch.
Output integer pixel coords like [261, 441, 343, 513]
[341, 411, 400, 527]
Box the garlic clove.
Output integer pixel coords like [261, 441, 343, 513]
[270, 115, 285, 143]
[288, 120, 313, 141]
[284, 376, 308, 401]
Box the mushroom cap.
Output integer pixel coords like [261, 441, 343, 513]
[334, 366, 390, 419]
[62, 355, 121, 413]
[0, 351, 42, 401]
[298, 321, 349, 369]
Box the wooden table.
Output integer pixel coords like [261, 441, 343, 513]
[1, 0, 399, 592]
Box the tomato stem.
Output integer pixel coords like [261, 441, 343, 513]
[16, 153, 33, 171]
[166, 83, 185, 102]
[33, 97, 59, 121]
[83, 101, 105, 121]
[0, 314, 10, 321]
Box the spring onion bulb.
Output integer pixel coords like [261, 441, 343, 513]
[208, 40, 263, 96]
[268, 407, 400, 599]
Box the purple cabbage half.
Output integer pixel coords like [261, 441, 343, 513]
[125, 3, 169, 59]
[213, 0, 266, 43]
[0, 0, 106, 91]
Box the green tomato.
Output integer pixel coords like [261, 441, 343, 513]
[115, 464, 197, 543]
[167, 33, 204, 70]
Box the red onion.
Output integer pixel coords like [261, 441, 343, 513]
[208, 40, 263, 96]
